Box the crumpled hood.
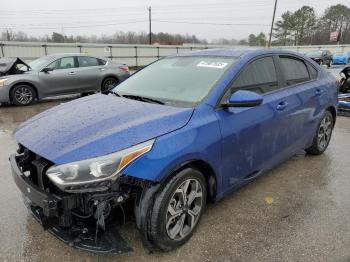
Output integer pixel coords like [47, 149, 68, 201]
[15, 94, 194, 164]
[0, 57, 31, 76]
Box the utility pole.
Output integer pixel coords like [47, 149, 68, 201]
[148, 6, 152, 45]
[6, 29, 10, 41]
[268, 0, 278, 48]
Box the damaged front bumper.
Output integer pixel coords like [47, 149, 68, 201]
[10, 154, 133, 254]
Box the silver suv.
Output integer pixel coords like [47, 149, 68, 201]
[0, 54, 130, 106]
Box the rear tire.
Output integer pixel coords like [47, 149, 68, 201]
[148, 168, 207, 251]
[11, 84, 36, 106]
[306, 110, 334, 155]
[101, 77, 119, 94]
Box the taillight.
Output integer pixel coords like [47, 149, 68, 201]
[119, 66, 129, 73]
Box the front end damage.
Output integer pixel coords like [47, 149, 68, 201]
[10, 145, 159, 254]
[0, 57, 30, 76]
[338, 66, 350, 115]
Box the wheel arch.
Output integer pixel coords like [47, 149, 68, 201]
[9, 82, 39, 102]
[159, 159, 218, 203]
[327, 105, 336, 127]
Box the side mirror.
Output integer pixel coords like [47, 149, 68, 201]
[222, 90, 263, 108]
[42, 67, 53, 73]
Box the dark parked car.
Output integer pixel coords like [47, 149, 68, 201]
[10, 49, 337, 253]
[305, 50, 333, 67]
[0, 54, 130, 106]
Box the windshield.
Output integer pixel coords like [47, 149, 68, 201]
[28, 56, 55, 71]
[306, 50, 322, 57]
[113, 56, 238, 107]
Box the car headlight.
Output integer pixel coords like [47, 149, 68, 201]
[0, 79, 7, 86]
[46, 140, 154, 192]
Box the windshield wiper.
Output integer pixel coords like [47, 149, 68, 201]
[122, 94, 165, 105]
[110, 90, 121, 97]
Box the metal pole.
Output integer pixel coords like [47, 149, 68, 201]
[109, 45, 113, 61]
[268, 0, 278, 48]
[148, 6, 152, 45]
[0, 43, 4, 57]
[42, 44, 47, 55]
[135, 46, 138, 67]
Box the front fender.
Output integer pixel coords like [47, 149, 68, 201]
[123, 104, 223, 192]
[6, 74, 40, 96]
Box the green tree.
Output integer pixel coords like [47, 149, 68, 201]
[248, 33, 266, 46]
[273, 6, 316, 45]
[273, 11, 294, 45]
[51, 32, 65, 43]
[322, 4, 350, 43]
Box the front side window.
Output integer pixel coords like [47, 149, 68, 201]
[98, 59, 107, 65]
[231, 56, 278, 94]
[307, 63, 318, 79]
[47, 57, 75, 70]
[78, 56, 99, 67]
[280, 56, 309, 85]
[114, 56, 238, 107]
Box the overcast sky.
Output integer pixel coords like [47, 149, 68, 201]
[0, 0, 348, 41]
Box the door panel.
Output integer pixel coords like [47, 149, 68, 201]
[216, 55, 321, 191]
[216, 56, 290, 188]
[39, 57, 80, 96]
[77, 56, 104, 92]
[278, 56, 323, 150]
[216, 91, 296, 188]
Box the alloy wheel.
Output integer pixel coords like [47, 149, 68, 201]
[166, 178, 203, 241]
[102, 79, 117, 93]
[14, 87, 33, 105]
[317, 114, 332, 151]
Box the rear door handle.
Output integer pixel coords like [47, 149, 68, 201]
[276, 101, 288, 111]
[69, 71, 77, 75]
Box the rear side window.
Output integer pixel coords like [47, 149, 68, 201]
[98, 59, 107, 65]
[78, 56, 99, 67]
[280, 56, 310, 85]
[232, 56, 278, 94]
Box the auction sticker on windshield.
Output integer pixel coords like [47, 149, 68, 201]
[197, 61, 228, 69]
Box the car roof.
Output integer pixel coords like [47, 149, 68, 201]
[176, 48, 304, 58]
[46, 53, 100, 59]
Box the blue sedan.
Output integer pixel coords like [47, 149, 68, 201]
[10, 49, 338, 253]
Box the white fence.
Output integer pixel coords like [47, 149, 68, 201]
[1, 41, 350, 67]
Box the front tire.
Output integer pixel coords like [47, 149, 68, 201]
[148, 168, 207, 251]
[306, 110, 334, 155]
[11, 84, 36, 106]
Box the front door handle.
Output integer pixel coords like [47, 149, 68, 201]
[69, 71, 77, 75]
[315, 89, 324, 96]
[276, 101, 288, 111]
